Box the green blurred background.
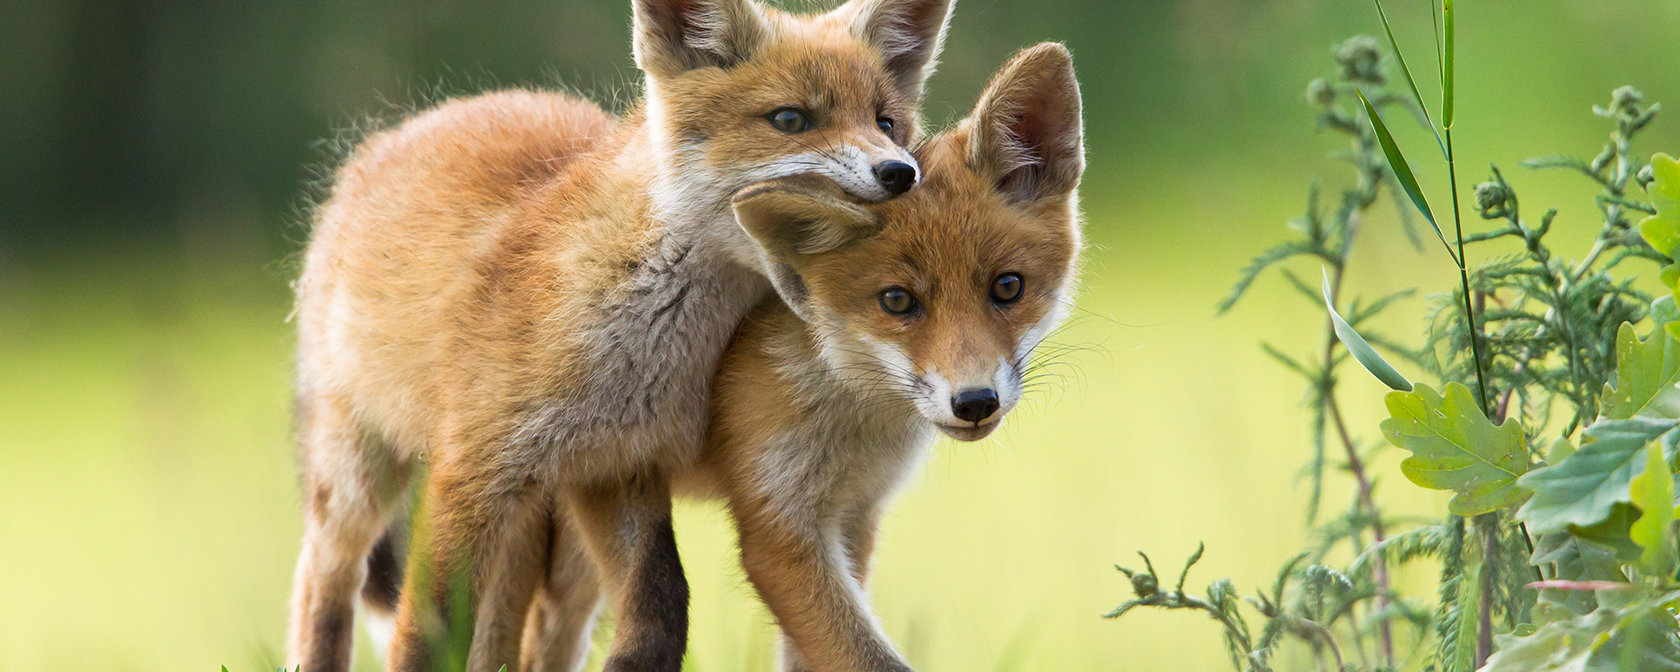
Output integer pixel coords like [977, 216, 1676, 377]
[2, 0, 1678, 670]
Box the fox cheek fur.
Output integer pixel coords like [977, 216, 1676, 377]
[735, 42, 1085, 444]
[639, 0, 949, 267]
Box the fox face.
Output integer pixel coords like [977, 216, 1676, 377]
[633, 0, 954, 236]
[733, 43, 1085, 441]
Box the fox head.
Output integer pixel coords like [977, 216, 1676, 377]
[632, 0, 954, 246]
[731, 43, 1084, 441]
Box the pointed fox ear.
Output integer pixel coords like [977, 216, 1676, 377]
[838, 0, 955, 103]
[732, 176, 881, 262]
[968, 43, 1085, 206]
[633, 0, 770, 78]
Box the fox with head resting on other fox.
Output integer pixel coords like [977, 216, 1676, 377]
[285, 0, 1082, 669]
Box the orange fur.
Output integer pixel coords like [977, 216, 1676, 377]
[285, 0, 955, 670]
[524, 42, 1085, 672]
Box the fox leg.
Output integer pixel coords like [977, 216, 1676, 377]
[286, 392, 410, 672]
[736, 501, 908, 672]
[564, 470, 689, 672]
[520, 505, 605, 672]
[388, 457, 551, 672]
[359, 507, 411, 660]
[778, 508, 884, 672]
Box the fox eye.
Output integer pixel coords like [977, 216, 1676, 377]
[991, 273, 1024, 304]
[768, 107, 814, 133]
[876, 117, 895, 136]
[878, 287, 917, 316]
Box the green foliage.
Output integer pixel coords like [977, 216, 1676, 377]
[1601, 322, 1680, 420]
[1516, 417, 1678, 536]
[1442, 0, 1454, 129]
[1324, 270, 1413, 391]
[1357, 87, 1451, 261]
[1483, 595, 1680, 672]
[1369, 0, 1445, 156]
[1638, 155, 1680, 258]
[1113, 5, 1680, 666]
[1629, 443, 1677, 576]
[1531, 530, 1624, 618]
[1382, 382, 1531, 515]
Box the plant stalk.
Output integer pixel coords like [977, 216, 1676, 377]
[1446, 128, 1492, 415]
[1323, 257, 1395, 668]
[1475, 514, 1498, 668]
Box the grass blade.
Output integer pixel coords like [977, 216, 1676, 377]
[1356, 87, 1456, 266]
[1370, 0, 1445, 157]
[1431, 0, 1444, 83]
[1323, 269, 1413, 392]
[1443, 0, 1455, 129]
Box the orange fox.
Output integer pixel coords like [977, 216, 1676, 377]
[284, 0, 954, 670]
[520, 43, 1085, 672]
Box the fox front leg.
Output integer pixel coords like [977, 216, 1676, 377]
[776, 508, 889, 672]
[736, 504, 910, 672]
[564, 471, 690, 672]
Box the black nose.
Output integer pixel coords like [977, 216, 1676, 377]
[951, 388, 1000, 424]
[874, 160, 918, 198]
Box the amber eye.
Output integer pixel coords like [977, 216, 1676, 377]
[991, 273, 1024, 304]
[877, 117, 895, 136]
[768, 107, 814, 133]
[879, 287, 917, 316]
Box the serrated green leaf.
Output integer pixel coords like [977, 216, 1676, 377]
[1482, 607, 1615, 671]
[1600, 322, 1680, 421]
[1516, 416, 1680, 535]
[1550, 436, 1578, 464]
[1597, 605, 1680, 671]
[1568, 502, 1644, 565]
[1630, 442, 1677, 576]
[1368, 0, 1446, 156]
[1488, 599, 1680, 672]
[1654, 296, 1680, 330]
[1652, 154, 1680, 217]
[1323, 270, 1412, 391]
[1643, 218, 1680, 260]
[1532, 531, 1625, 618]
[1485, 608, 1599, 672]
[1442, 0, 1454, 129]
[1380, 382, 1529, 515]
[1642, 155, 1680, 267]
[1356, 88, 1454, 264]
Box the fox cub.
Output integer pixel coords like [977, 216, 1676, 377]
[285, 0, 954, 670]
[521, 43, 1085, 672]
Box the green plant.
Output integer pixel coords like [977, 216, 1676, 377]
[1107, 2, 1680, 669]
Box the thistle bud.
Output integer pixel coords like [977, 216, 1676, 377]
[1613, 86, 1645, 115]
[1597, 86, 1647, 122]
[1306, 78, 1335, 107]
[1333, 36, 1386, 85]
[1130, 571, 1158, 598]
[1475, 180, 1513, 219]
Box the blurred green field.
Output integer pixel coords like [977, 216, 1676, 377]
[3, 1, 1680, 670]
